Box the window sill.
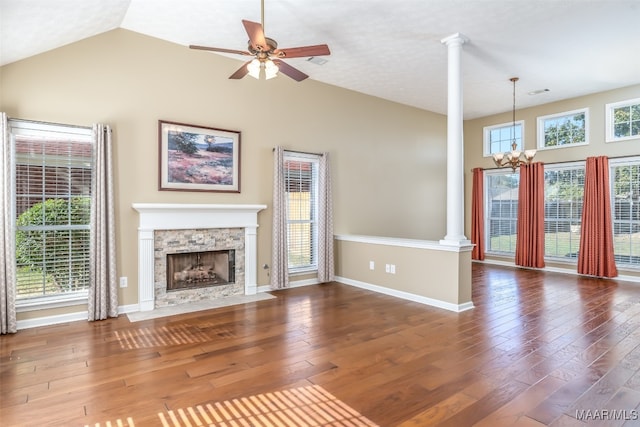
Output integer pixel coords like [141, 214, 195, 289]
[289, 267, 318, 276]
[16, 293, 88, 312]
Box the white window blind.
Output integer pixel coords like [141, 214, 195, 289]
[611, 158, 640, 267]
[485, 171, 519, 253]
[11, 120, 93, 300]
[284, 152, 319, 272]
[544, 164, 585, 259]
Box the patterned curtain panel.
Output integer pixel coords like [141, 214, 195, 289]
[471, 167, 485, 261]
[578, 156, 618, 278]
[270, 146, 289, 289]
[87, 124, 118, 320]
[0, 113, 17, 334]
[515, 162, 546, 268]
[317, 153, 334, 283]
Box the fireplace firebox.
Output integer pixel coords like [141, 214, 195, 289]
[166, 250, 235, 291]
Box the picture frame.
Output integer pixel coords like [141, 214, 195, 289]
[158, 120, 241, 192]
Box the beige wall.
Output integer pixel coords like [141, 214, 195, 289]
[334, 236, 472, 309]
[0, 29, 448, 319]
[464, 84, 640, 273]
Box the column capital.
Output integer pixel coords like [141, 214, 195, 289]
[440, 33, 470, 47]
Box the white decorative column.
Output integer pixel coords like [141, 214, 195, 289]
[440, 33, 471, 246]
[244, 227, 258, 295]
[137, 229, 156, 311]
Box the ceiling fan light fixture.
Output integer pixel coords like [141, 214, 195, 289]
[265, 59, 279, 79]
[247, 59, 261, 79]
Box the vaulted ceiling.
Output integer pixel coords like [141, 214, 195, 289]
[2, 0, 640, 119]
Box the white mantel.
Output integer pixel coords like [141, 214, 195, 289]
[132, 203, 267, 311]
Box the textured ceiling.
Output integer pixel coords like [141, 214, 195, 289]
[2, 0, 640, 119]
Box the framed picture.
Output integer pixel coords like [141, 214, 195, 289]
[159, 120, 241, 192]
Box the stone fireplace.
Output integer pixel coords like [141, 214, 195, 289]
[132, 204, 267, 311]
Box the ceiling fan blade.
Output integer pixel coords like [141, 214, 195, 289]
[273, 59, 308, 82]
[274, 44, 330, 59]
[229, 61, 252, 79]
[242, 20, 268, 51]
[190, 45, 251, 56]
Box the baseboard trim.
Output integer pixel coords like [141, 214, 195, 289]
[17, 303, 142, 330]
[118, 303, 140, 314]
[17, 311, 87, 330]
[476, 259, 640, 283]
[257, 278, 320, 293]
[335, 276, 474, 313]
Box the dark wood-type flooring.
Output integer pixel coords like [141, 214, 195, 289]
[2, 264, 640, 426]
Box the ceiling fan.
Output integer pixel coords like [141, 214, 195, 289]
[189, 1, 330, 82]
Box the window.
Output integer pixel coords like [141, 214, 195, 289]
[606, 98, 640, 142]
[485, 170, 519, 254]
[483, 121, 524, 156]
[284, 152, 319, 272]
[537, 108, 589, 149]
[10, 120, 93, 300]
[610, 157, 640, 268]
[544, 164, 585, 260]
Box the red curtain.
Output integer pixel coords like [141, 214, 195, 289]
[578, 156, 618, 278]
[471, 168, 485, 260]
[515, 163, 545, 268]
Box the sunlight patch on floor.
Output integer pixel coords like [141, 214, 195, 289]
[113, 324, 215, 350]
[157, 385, 378, 426]
[84, 417, 135, 427]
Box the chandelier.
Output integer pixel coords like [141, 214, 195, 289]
[492, 77, 536, 171]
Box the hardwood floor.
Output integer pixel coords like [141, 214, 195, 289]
[2, 264, 640, 426]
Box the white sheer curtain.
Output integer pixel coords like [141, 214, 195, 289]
[317, 152, 334, 283]
[270, 146, 289, 289]
[0, 113, 17, 334]
[87, 124, 118, 320]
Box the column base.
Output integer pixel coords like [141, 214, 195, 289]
[439, 238, 472, 247]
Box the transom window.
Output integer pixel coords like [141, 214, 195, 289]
[10, 120, 93, 300]
[537, 108, 589, 150]
[483, 121, 524, 156]
[606, 98, 640, 143]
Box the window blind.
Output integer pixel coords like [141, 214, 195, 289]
[486, 171, 519, 253]
[543, 165, 585, 259]
[611, 160, 640, 267]
[11, 120, 93, 299]
[284, 153, 319, 271]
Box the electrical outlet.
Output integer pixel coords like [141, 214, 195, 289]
[390, 264, 396, 274]
[369, 261, 375, 270]
[119, 277, 128, 288]
[385, 264, 390, 273]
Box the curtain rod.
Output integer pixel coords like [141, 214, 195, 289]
[473, 153, 640, 172]
[273, 147, 323, 156]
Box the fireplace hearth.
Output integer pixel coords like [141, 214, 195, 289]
[167, 249, 235, 291]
